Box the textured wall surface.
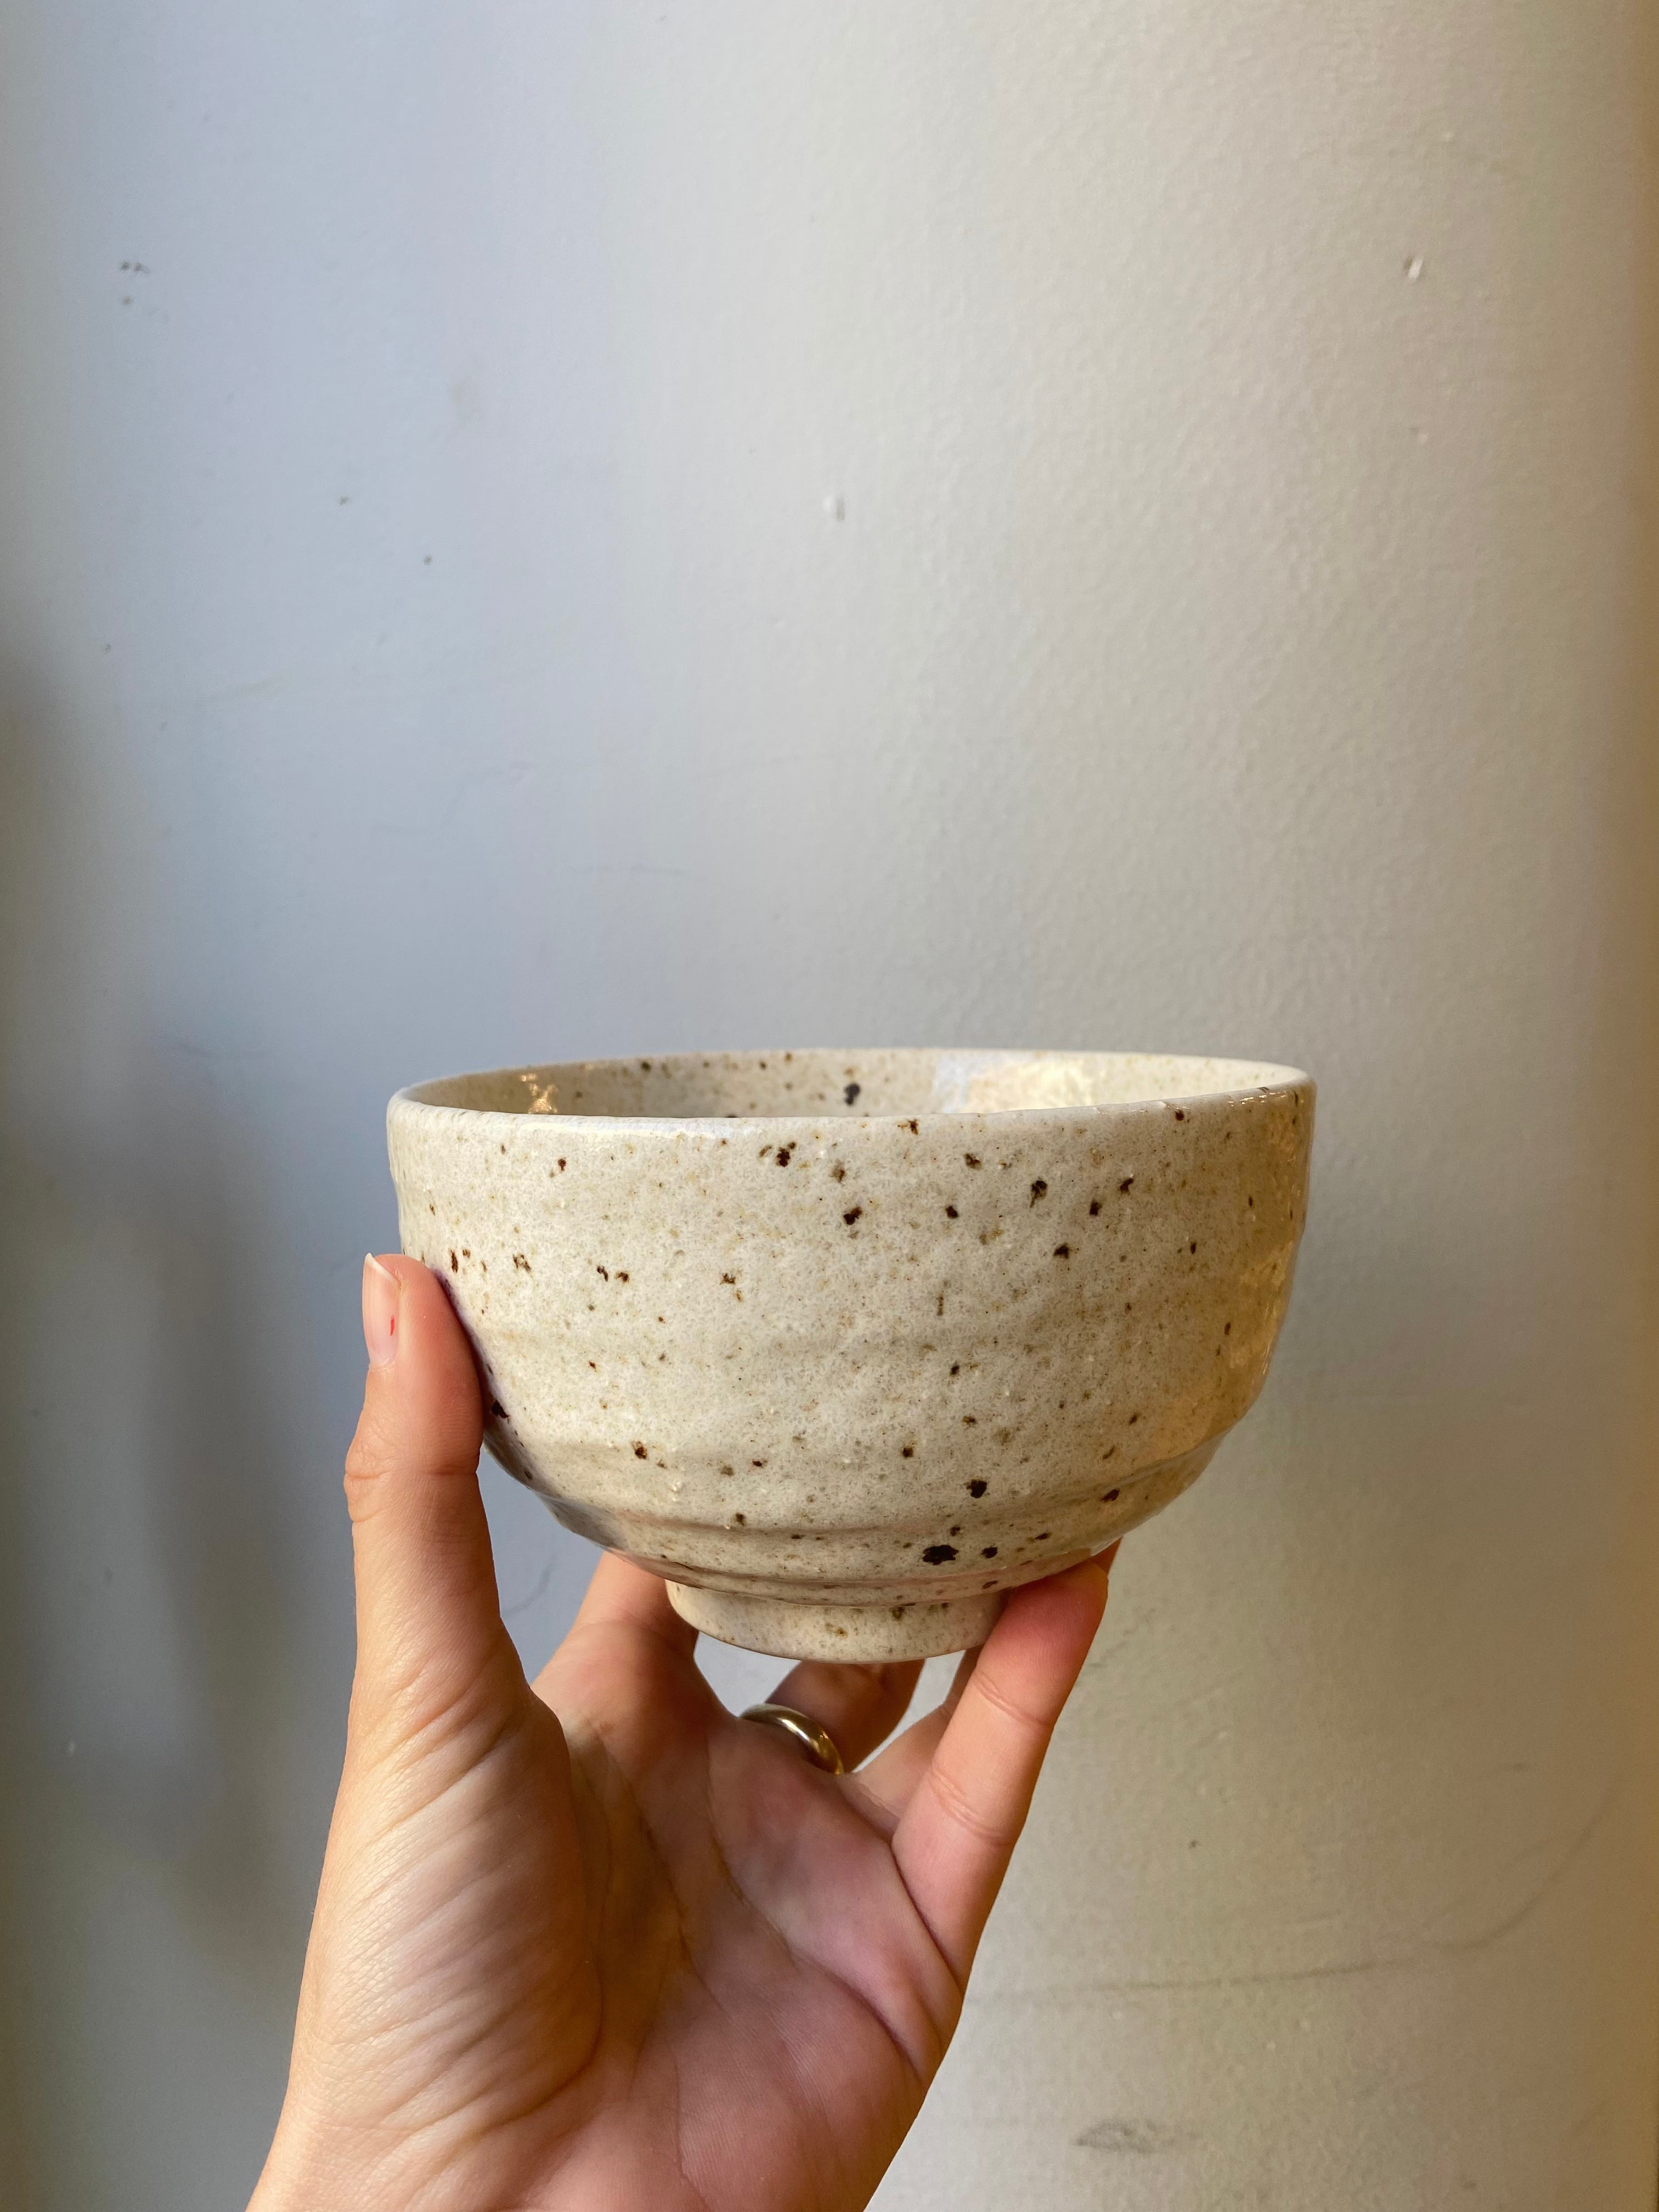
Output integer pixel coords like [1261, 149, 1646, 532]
[2, 4, 1656, 2208]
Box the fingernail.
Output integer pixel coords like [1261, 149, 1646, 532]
[363, 1254, 401, 1367]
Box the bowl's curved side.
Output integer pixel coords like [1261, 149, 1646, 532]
[386, 1074, 1313, 1638]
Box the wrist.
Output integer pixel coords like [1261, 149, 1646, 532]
[248, 2103, 366, 2212]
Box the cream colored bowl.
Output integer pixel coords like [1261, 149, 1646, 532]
[387, 1049, 1313, 1662]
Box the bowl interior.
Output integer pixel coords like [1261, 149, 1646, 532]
[403, 1047, 1305, 1121]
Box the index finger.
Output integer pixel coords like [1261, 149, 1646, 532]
[890, 1558, 1111, 1983]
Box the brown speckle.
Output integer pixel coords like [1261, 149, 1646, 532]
[964, 1152, 982, 1168]
[945, 1203, 958, 1218]
[901, 1444, 914, 1458]
[844, 1205, 863, 1225]
[1030, 1178, 1048, 1205]
[922, 1543, 957, 1564]
[982, 1545, 998, 1559]
[1053, 1244, 1071, 1259]
[1036, 1531, 1052, 1541]
[1189, 1242, 1197, 1255]
[831, 1163, 847, 1181]
[1089, 1198, 1102, 1215]
[949, 1524, 962, 1536]
[616, 1270, 630, 1281]
[844, 1081, 861, 1105]
[1224, 1321, 1232, 1335]
[1173, 1108, 1186, 1121]
[721, 1272, 737, 1284]
[968, 1478, 988, 1497]
[752, 1458, 766, 1469]
[733, 1513, 746, 1526]
[490, 1398, 506, 1417]
[512, 1253, 531, 1272]
[1128, 1412, 1140, 1425]
[950, 1362, 961, 1375]
[1103, 1487, 1120, 1502]
[633, 1442, 647, 1458]
[1119, 1175, 1134, 1193]
[962, 1414, 978, 1426]
[775, 1146, 793, 1167]
[904, 1119, 919, 1134]
[449, 1250, 459, 1272]
[557, 1158, 567, 1170]
[596, 1263, 609, 1279]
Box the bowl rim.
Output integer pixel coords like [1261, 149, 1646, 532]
[390, 1048, 1314, 1132]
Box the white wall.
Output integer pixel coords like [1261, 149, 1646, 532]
[2, 4, 1656, 2206]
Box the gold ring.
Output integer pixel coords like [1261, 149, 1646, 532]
[740, 1702, 845, 1775]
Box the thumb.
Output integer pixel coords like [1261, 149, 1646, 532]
[344, 1254, 509, 1717]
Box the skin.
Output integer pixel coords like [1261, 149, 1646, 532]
[251, 1255, 1116, 2212]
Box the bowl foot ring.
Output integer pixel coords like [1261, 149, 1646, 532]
[665, 1581, 1005, 1662]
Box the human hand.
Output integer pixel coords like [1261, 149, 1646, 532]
[251, 1255, 1114, 2212]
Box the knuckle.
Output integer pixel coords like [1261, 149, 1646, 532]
[342, 1413, 393, 1512]
[969, 1666, 1052, 1741]
[927, 1754, 1014, 1851]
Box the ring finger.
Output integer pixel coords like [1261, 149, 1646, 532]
[754, 1657, 924, 1770]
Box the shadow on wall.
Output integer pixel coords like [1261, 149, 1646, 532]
[0, 667, 314, 2207]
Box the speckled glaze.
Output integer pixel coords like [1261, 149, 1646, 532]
[387, 1051, 1313, 1661]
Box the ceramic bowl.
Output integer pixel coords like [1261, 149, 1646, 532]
[386, 1049, 1313, 1662]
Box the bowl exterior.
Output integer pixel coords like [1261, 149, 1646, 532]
[387, 1070, 1312, 1654]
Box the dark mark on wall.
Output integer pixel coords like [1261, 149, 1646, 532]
[1076, 2118, 1187, 2156]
